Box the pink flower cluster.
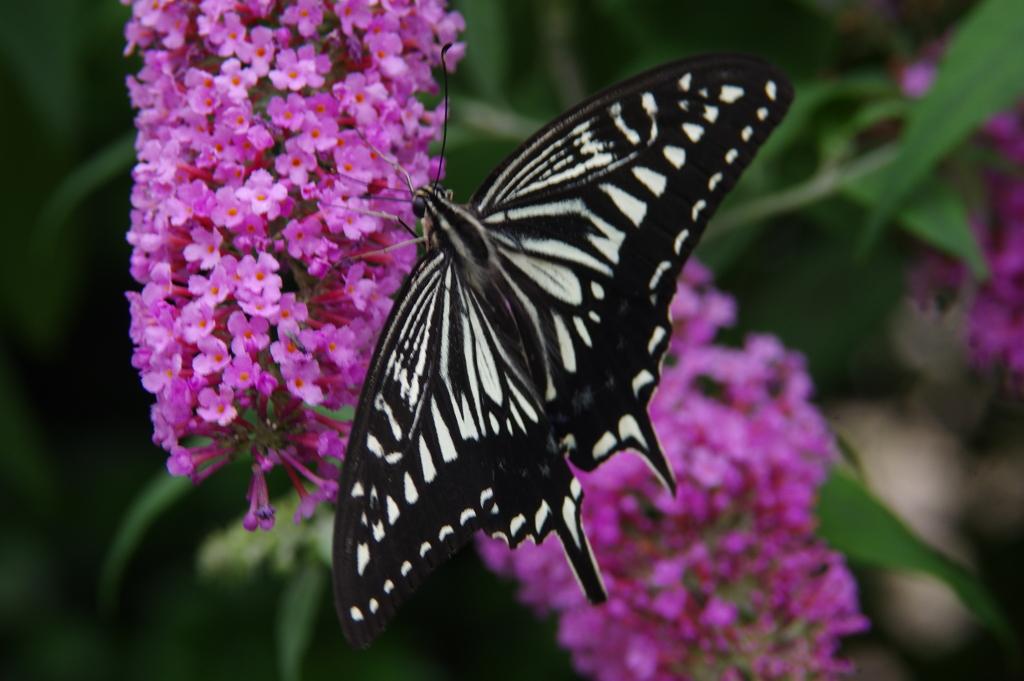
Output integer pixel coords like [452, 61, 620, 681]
[478, 262, 869, 681]
[124, 0, 464, 529]
[902, 52, 1024, 390]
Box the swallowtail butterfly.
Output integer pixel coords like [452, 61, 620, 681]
[333, 53, 793, 648]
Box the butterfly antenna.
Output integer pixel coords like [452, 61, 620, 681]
[354, 129, 417, 195]
[362, 194, 413, 203]
[334, 171, 415, 198]
[339, 236, 427, 264]
[320, 200, 419, 238]
[433, 43, 452, 191]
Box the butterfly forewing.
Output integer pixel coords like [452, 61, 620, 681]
[475, 54, 792, 484]
[334, 53, 792, 649]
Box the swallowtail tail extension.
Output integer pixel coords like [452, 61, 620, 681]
[333, 53, 793, 648]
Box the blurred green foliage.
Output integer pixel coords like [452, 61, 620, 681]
[2, 0, 1024, 679]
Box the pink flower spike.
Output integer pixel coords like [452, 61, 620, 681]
[183, 226, 224, 270]
[141, 351, 182, 396]
[221, 103, 252, 135]
[297, 111, 339, 153]
[236, 287, 281, 319]
[298, 44, 331, 77]
[167, 445, 195, 476]
[335, 71, 389, 125]
[235, 251, 282, 297]
[266, 93, 307, 131]
[369, 32, 408, 80]
[125, 0, 464, 532]
[281, 0, 324, 38]
[477, 270, 867, 679]
[236, 169, 288, 219]
[901, 60, 937, 99]
[272, 292, 310, 337]
[227, 311, 271, 355]
[184, 69, 220, 115]
[343, 263, 381, 311]
[321, 324, 359, 368]
[269, 337, 306, 367]
[207, 12, 247, 57]
[210, 186, 247, 229]
[275, 137, 317, 186]
[197, 0, 235, 26]
[224, 353, 261, 390]
[700, 596, 739, 628]
[188, 265, 234, 307]
[282, 358, 324, 405]
[192, 335, 231, 376]
[338, 0, 373, 36]
[305, 92, 339, 119]
[282, 216, 324, 259]
[247, 124, 274, 151]
[243, 463, 275, 531]
[236, 25, 276, 76]
[179, 300, 217, 344]
[318, 429, 346, 459]
[214, 58, 258, 102]
[197, 386, 237, 426]
[269, 47, 325, 91]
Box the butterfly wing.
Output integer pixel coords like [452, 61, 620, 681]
[333, 250, 605, 649]
[472, 53, 793, 488]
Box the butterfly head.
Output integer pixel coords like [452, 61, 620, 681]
[411, 184, 494, 286]
[411, 193, 427, 220]
[412, 185, 454, 216]
[411, 185, 460, 245]
[411, 186, 439, 246]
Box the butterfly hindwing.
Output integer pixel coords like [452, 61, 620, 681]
[473, 53, 793, 486]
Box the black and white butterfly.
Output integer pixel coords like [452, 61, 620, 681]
[332, 53, 793, 649]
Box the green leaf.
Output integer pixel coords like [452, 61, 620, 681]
[843, 169, 989, 279]
[452, 0, 510, 103]
[98, 471, 193, 614]
[817, 468, 1019, 662]
[709, 144, 897, 238]
[196, 492, 333, 583]
[861, 0, 1024, 252]
[32, 131, 136, 254]
[844, 98, 913, 136]
[0, 0, 82, 141]
[0, 63, 76, 349]
[276, 562, 327, 681]
[0, 342, 56, 512]
[754, 73, 896, 164]
[311, 404, 355, 423]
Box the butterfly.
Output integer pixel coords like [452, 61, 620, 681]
[332, 52, 793, 649]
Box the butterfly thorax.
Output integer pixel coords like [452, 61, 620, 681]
[413, 186, 496, 293]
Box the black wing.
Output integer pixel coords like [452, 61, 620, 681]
[471, 53, 793, 489]
[333, 250, 605, 649]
